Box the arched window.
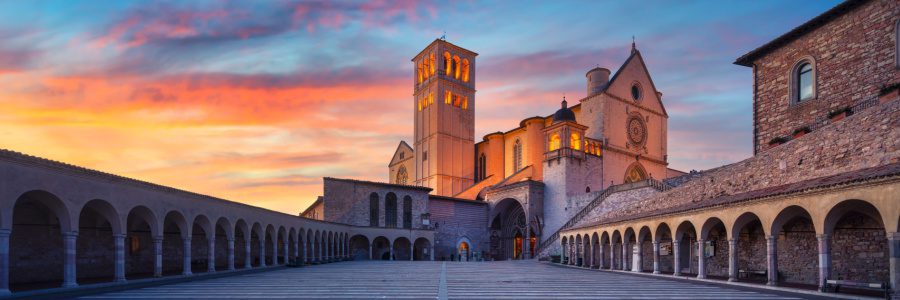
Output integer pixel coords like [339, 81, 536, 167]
[402, 196, 412, 229]
[462, 96, 468, 110]
[453, 56, 461, 79]
[792, 59, 815, 104]
[444, 52, 452, 75]
[397, 166, 408, 185]
[462, 59, 470, 82]
[513, 139, 523, 172]
[571, 133, 581, 150]
[624, 162, 648, 183]
[417, 61, 423, 84]
[479, 154, 486, 181]
[385, 193, 398, 228]
[549, 133, 560, 151]
[369, 193, 379, 227]
[430, 53, 436, 76]
[445, 91, 452, 104]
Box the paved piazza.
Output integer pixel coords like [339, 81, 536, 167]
[81, 261, 824, 299]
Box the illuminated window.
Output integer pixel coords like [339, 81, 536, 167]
[549, 133, 560, 151]
[423, 58, 429, 80]
[129, 236, 140, 253]
[417, 61, 423, 84]
[453, 94, 460, 107]
[513, 139, 522, 171]
[444, 52, 452, 75]
[445, 91, 452, 104]
[417, 97, 422, 111]
[453, 56, 461, 79]
[462, 59, 470, 82]
[462, 96, 468, 110]
[571, 133, 581, 150]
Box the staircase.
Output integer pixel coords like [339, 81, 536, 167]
[535, 179, 673, 257]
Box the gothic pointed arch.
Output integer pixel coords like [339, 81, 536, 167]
[513, 139, 523, 172]
[624, 162, 648, 183]
[396, 165, 408, 185]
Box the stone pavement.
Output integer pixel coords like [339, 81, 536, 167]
[80, 260, 831, 299]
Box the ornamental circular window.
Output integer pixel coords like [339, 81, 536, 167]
[631, 83, 642, 101]
[627, 115, 647, 146]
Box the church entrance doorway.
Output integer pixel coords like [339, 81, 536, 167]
[489, 198, 534, 260]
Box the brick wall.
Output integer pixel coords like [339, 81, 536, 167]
[748, 0, 899, 154]
[429, 197, 488, 260]
[322, 178, 430, 229]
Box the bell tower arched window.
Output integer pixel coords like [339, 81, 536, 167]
[453, 56, 461, 79]
[513, 139, 523, 172]
[462, 59, 470, 82]
[444, 52, 452, 75]
[548, 133, 560, 151]
[570, 133, 581, 150]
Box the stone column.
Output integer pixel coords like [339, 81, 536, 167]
[272, 237, 279, 265]
[598, 242, 605, 269]
[244, 239, 251, 268]
[888, 232, 900, 295]
[293, 237, 299, 262]
[621, 242, 628, 270]
[282, 239, 288, 265]
[389, 244, 394, 261]
[302, 239, 307, 264]
[430, 245, 434, 261]
[227, 238, 235, 271]
[369, 243, 374, 260]
[697, 239, 706, 279]
[260, 239, 267, 267]
[62, 231, 78, 288]
[523, 232, 531, 260]
[728, 239, 737, 282]
[0, 229, 11, 296]
[816, 234, 831, 291]
[672, 240, 681, 276]
[153, 236, 163, 277]
[207, 237, 216, 273]
[324, 239, 329, 262]
[652, 241, 660, 274]
[766, 235, 777, 286]
[114, 234, 126, 282]
[182, 236, 192, 275]
[633, 243, 641, 272]
[609, 243, 615, 269]
[410, 243, 414, 261]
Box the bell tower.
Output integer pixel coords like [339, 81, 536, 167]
[412, 39, 477, 196]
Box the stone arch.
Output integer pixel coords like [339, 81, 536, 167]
[372, 236, 390, 260]
[297, 228, 305, 263]
[214, 217, 231, 271]
[349, 235, 369, 260]
[611, 230, 622, 270]
[730, 211, 766, 283]
[277, 226, 287, 264]
[385, 193, 398, 228]
[162, 210, 188, 275]
[624, 162, 648, 183]
[288, 228, 297, 262]
[560, 236, 568, 264]
[251, 222, 263, 266]
[600, 231, 611, 269]
[637, 226, 653, 272]
[234, 219, 249, 269]
[653, 223, 673, 274]
[699, 217, 728, 278]
[575, 234, 583, 266]
[456, 236, 472, 262]
[674, 220, 697, 276]
[125, 205, 158, 278]
[393, 237, 411, 261]
[413, 237, 431, 261]
[305, 229, 314, 263]
[822, 199, 889, 285]
[191, 214, 213, 273]
[771, 205, 817, 285]
[313, 230, 321, 262]
[590, 232, 600, 269]
[10, 190, 71, 290]
[77, 199, 121, 283]
[489, 198, 529, 260]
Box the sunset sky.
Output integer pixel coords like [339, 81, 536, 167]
[0, 0, 841, 214]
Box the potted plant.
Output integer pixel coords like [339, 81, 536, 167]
[792, 126, 811, 139]
[827, 107, 852, 122]
[768, 136, 788, 148]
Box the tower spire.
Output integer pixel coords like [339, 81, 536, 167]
[561, 95, 567, 109]
[631, 35, 637, 54]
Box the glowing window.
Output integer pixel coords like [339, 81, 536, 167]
[513, 139, 522, 172]
[453, 94, 460, 107]
[444, 52, 452, 75]
[549, 133, 560, 151]
[429, 92, 434, 105]
[453, 56, 461, 79]
[571, 133, 581, 150]
[462, 59, 470, 82]
[445, 91, 452, 104]
[429, 53, 436, 76]
[417, 61, 423, 84]
[462, 96, 468, 110]
[422, 58, 429, 80]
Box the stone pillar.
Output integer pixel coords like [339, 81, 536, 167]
[244, 239, 251, 268]
[523, 233, 531, 260]
[766, 235, 777, 286]
[697, 239, 706, 279]
[0, 229, 11, 296]
[114, 234, 126, 282]
[816, 234, 832, 291]
[260, 239, 267, 267]
[62, 231, 78, 288]
[272, 237, 279, 265]
[652, 241, 660, 274]
[282, 239, 288, 265]
[672, 240, 681, 276]
[410, 243, 414, 261]
[609, 243, 615, 269]
[389, 244, 394, 261]
[598, 242, 605, 269]
[621, 242, 628, 270]
[302, 239, 307, 264]
[182, 237, 192, 275]
[153, 236, 163, 277]
[728, 239, 737, 282]
[227, 238, 235, 271]
[888, 232, 900, 295]
[369, 243, 374, 260]
[324, 239, 329, 262]
[207, 237, 216, 273]
[633, 243, 641, 272]
[430, 245, 434, 261]
[292, 237, 298, 262]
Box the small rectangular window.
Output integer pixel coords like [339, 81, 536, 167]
[422, 151, 428, 161]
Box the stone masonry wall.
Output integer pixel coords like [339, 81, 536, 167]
[750, 0, 899, 154]
[322, 178, 429, 229]
[429, 197, 488, 261]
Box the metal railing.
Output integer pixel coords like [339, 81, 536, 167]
[535, 179, 673, 256]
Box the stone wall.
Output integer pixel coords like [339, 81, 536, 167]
[747, 0, 899, 154]
[831, 212, 890, 283]
[322, 178, 430, 229]
[429, 197, 488, 261]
